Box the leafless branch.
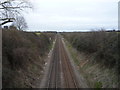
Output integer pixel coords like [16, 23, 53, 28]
[0, 18, 15, 21]
[1, 19, 13, 25]
[0, 0, 32, 25]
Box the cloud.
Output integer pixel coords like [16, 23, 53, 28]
[24, 0, 118, 31]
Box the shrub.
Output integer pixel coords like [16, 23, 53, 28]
[62, 31, 119, 69]
[2, 29, 56, 88]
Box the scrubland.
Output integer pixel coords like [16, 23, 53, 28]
[2, 28, 56, 88]
[62, 30, 120, 88]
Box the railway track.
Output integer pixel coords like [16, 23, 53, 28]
[46, 34, 79, 88]
[47, 36, 60, 88]
[60, 37, 78, 88]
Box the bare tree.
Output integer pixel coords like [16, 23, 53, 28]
[13, 16, 28, 30]
[0, 0, 32, 26]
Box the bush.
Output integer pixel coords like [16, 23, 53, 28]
[62, 31, 119, 69]
[2, 29, 56, 88]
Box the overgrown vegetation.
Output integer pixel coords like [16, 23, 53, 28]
[62, 30, 119, 88]
[62, 31, 119, 73]
[2, 28, 56, 88]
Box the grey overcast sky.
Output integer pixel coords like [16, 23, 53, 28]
[24, 0, 118, 31]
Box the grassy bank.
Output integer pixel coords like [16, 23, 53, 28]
[2, 29, 56, 88]
[62, 31, 119, 88]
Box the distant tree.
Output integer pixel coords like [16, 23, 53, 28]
[9, 25, 17, 30]
[0, 0, 32, 26]
[13, 16, 28, 30]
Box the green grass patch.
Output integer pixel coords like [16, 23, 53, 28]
[94, 81, 102, 88]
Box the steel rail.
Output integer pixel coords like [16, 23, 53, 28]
[60, 38, 79, 88]
[47, 36, 59, 89]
